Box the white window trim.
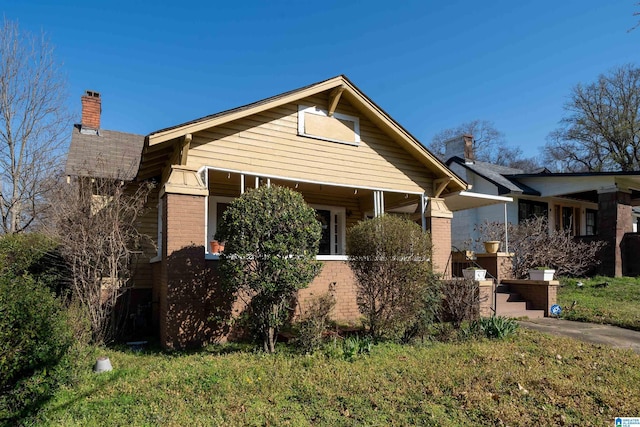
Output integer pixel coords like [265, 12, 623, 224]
[206, 196, 234, 254]
[298, 105, 360, 146]
[312, 204, 346, 258]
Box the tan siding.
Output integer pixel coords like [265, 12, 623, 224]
[186, 94, 434, 193]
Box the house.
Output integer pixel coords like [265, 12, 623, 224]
[68, 76, 496, 349]
[443, 135, 640, 277]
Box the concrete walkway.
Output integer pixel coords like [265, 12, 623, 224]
[518, 318, 640, 354]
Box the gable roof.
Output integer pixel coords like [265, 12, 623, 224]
[446, 157, 540, 196]
[141, 75, 467, 193]
[66, 125, 144, 180]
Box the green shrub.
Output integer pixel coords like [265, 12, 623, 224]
[216, 185, 322, 353]
[462, 316, 519, 340]
[347, 215, 439, 341]
[295, 293, 336, 353]
[322, 335, 373, 361]
[0, 274, 71, 421]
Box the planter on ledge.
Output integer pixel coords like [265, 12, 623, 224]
[463, 268, 487, 281]
[528, 268, 555, 281]
[483, 241, 500, 254]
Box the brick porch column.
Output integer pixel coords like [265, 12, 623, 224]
[156, 165, 210, 349]
[426, 198, 453, 277]
[597, 188, 632, 277]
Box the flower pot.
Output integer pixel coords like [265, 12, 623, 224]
[462, 268, 487, 281]
[483, 241, 500, 254]
[528, 269, 555, 281]
[210, 240, 220, 254]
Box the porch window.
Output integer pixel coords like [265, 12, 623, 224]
[518, 199, 548, 222]
[313, 205, 345, 256]
[207, 196, 233, 253]
[586, 209, 597, 236]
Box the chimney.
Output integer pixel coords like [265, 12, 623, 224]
[81, 90, 101, 130]
[444, 134, 475, 163]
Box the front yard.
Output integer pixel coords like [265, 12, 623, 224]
[27, 328, 640, 426]
[558, 276, 640, 330]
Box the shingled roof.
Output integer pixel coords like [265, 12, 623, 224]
[446, 156, 541, 196]
[65, 125, 144, 180]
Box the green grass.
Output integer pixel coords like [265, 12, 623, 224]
[558, 276, 640, 330]
[21, 330, 640, 426]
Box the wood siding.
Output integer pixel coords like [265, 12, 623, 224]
[187, 93, 435, 194]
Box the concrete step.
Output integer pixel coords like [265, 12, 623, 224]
[495, 308, 546, 319]
[495, 292, 524, 303]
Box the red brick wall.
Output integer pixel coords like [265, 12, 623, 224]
[81, 93, 101, 129]
[297, 261, 361, 326]
[429, 217, 452, 276]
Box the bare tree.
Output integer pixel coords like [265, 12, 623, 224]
[0, 19, 70, 233]
[45, 176, 155, 344]
[544, 64, 640, 172]
[430, 119, 538, 169]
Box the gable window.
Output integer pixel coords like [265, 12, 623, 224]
[298, 105, 360, 146]
[313, 205, 345, 256]
[518, 199, 548, 222]
[586, 209, 597, 236]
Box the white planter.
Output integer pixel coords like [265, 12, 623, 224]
[463, 269, 487, 281]
[528, 269, 555, 281]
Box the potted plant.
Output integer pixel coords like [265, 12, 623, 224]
[210, 240, 225, 254]
[528, 267, 555, 281]
[483, 241, 501, 254]
[462, 266, 487, 281]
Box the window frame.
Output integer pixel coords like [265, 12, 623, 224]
[206, 196, 234, 255]
[297, 104, 361, 146]
[311, 204, 346, 260]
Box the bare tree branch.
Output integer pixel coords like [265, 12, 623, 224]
[0, 18, 70, 233]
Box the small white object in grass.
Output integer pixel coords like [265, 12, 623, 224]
[93, 356, 113, 373]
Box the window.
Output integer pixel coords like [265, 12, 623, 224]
[553, 205, 581, 236]
[207, 196, 233, 253]
[518, 199, 548, 222]
[298, 105, 360, 146]
[586, 209, 597, 236]
[313, 205, 345, 256]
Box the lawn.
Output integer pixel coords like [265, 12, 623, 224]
[558, 276, 640, 330]
[24, 329, 640, 426]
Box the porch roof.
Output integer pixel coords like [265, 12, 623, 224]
[442, 191, 513, 212]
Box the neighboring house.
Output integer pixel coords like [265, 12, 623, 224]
[66, 76, 483, 349]
[443, 135, 640, 277]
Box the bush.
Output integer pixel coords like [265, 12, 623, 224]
[0, 275, 71, 421]
[216, 185, 322, 353]
[477, 217, 605, 278]
[462, 316, 519, 340]
[295, 293, 336, 353]
[347, 215, 440, 341]
[438, 277, 479, 328]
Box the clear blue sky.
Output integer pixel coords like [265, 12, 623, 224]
[4, 1, 639, 158]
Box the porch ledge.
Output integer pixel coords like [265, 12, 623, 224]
[502, 279, 560, 286]
[204, 254, 348, 261]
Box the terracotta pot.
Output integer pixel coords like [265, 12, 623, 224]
[210, 240, 220, 253]
[483, 241, 500, 254]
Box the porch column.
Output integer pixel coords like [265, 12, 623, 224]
[156, 165, 210, 349]
[425, 197, 453, 277]
[597, 188, 632, 277]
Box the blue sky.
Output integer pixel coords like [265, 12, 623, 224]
[4, 1, 639, 158]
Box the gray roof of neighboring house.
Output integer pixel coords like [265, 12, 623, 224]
[446, 157, 541, 196]
[65, 125, 145, 180]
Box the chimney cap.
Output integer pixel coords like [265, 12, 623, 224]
[84, 90, 100, 98]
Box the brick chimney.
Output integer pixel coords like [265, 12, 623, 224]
[444, 134, 475, 163]
[81, 90, 101, 129]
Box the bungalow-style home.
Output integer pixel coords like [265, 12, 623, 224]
[67, 76, 496, 349]
[443, 135, 640, 277]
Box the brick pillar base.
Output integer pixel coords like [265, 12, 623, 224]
[598, 190, 632, 277]
[476, 253, 514, 282]
[426, 198, 453, 277]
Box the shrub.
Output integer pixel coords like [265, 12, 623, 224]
[295, 292, 336, 353]
[462, 316, 519, 340]
[0, 275, 71, 421]
[477, 217, 605, 278]
[438, 277, 479, 328]
[347, 215, 440, 341]
[216, 185, 322, 353]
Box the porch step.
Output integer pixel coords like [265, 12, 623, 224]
[494, 288, 545, 319]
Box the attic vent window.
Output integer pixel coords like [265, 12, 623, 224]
[298, 105, 360, 146]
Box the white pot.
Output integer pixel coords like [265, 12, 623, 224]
[528, 269, 555, 281]
[463, 269, 487, 281]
